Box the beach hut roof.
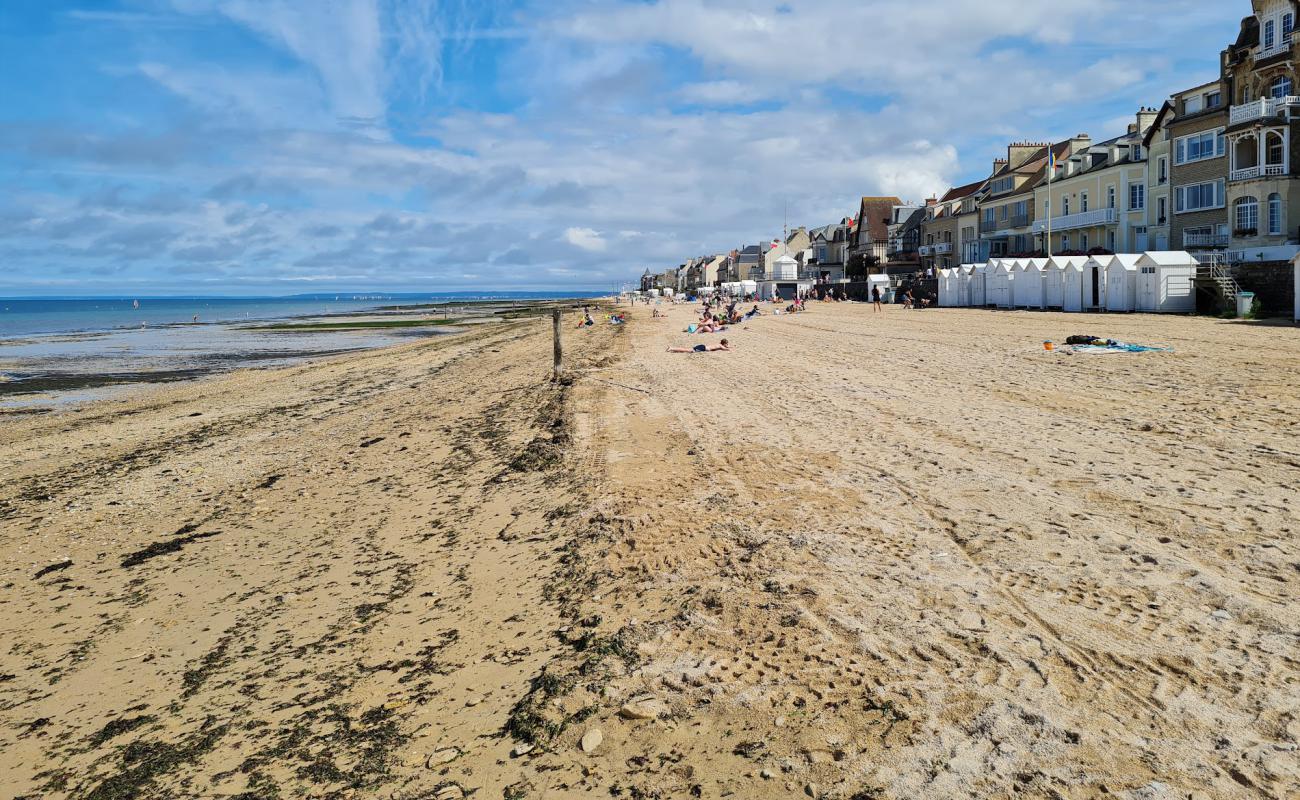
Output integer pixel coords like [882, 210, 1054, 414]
[775, 254, 798, 266]
[1136, 250, 1198, 266]
[1088, 253, 1141, 268]
[1048, 255, 1090, 269]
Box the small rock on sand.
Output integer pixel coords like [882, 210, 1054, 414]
[434, 786, 464, 800]
[619, 700, 663, 720]
[426, 747, 461, 768]
[804, 782, 820, 798]
[464, 694, 482, 707]
[512, 743, 534, 757]
[580, 728, 604, 753]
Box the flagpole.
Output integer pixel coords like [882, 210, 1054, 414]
[1046, 150, 1053, 259]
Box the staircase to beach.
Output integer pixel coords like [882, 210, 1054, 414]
[1193, 253, 1241, 311]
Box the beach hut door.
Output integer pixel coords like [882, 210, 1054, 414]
[1090, 268, 1101, 308]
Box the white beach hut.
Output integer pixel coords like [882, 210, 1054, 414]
[1013, 259, 1047, 309]
[938, 268, 958, 307]
[1294, 253, 1300, 322]
[988, 259, 1017, 309]
[1047, 256, 1088, 309]
[1061, 260, 1086, 312]
[968, 264, 988, 307]
[1134, 251, 1198, 313]
[1078, 256, 1111, 311]
[955, 264, 976, 307]
[1101, 254, 1142, 311]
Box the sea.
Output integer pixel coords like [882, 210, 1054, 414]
[0, 292, 604, 407]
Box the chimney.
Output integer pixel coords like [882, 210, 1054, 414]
[1069, 133, 1092, 155]
[1008, 142, 1045, 169]
[925, 197, 938, 207]
[1135, 106, 1159, 133]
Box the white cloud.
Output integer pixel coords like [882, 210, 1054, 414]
[565, 227, 607, 252]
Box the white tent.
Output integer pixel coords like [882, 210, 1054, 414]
[938, 268, 959, 307]
[1135, 251, 1198, 313]
[988, 259, 1018, 309]
[1100, 254, 1142, 311]
[1013, 260, 1047, 309]
[1047, 256, 1088, 309]
[968, 264, 988, 307]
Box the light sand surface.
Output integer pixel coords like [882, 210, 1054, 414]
[2, 303, 1298, 800]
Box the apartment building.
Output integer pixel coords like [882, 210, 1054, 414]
[1145, 101, 1176, 251]
[979, 138, 1089, 258]
[1221, 0, 1300, 262]
[1168, 79, 1230, 256]
[920, 182, 981, 270]
[1033, 109, 1158, 255]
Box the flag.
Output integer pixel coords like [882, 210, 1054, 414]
[1048, 148, 1055, 177]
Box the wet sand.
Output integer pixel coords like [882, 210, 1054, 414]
[1, 304, 1298, 800]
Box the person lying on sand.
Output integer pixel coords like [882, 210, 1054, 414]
[668, 339, 731, 353]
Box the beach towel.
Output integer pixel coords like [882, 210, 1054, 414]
[1069, 342, 1173, 354]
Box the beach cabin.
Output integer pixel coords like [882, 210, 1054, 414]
[1101, 254, 1142, 312]
[1013, 260, 1047, 309]
[1294, 254, 1300, 322]
[955, 265, 976, 307]
[967, 264, 987, 307]
[988, 259, 1018, 309]
[938, 268, 958, 307]
[1047, 256, 1088, 309]
[1134, 252, 1198, 313]
[865, 274, 891, 303]
[1079, 256, 1113, 311]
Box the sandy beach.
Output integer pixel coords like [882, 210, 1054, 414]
[2, 303, 1298, 800]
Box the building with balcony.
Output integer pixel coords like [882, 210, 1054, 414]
[1032, 108, 1159, 255]
[979, 137, 1090, 259]
[1145, 101, 1176, 251]
[920, 181, 983, 271]
[1222, 0, 1300, 262]
[1168, 79, 1231, 255]
[844, 196, 907, 276]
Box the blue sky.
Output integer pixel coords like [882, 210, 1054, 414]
[1, 0, 1247, 295]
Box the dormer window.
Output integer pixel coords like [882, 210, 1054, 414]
[1266, 19, 1276, 50]
[1286, 13, 1295, 41]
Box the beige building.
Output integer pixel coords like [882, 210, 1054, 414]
[921, 182, 981, 270]
[1146, 101, 1176, 251]
[1222, 0, 1300, 262]
[979, 138, 1089, 258]
[1032, 109, 1159, 255]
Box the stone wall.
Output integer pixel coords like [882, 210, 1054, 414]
[1231, 261, 1295, 317]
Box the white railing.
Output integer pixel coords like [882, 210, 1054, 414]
[1030, 207, 1117, 233]
[934, 242, 953, 254]
[918, 246, 933, 256]
[1183, 232, 1229, 248]
[1230, 164, 1288, 181]
[1256, 37, 1293, 61]
[1229, 95, 1300, 125]
[1227, 244, 1300, 263]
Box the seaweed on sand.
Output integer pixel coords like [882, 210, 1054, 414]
[121, 528, 221, 569]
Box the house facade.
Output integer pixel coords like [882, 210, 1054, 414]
[1033, 109, 1157, 255]
[1169, 80, 1230, 256]
[1222, 0, 1300, 261]
[1146, 101, 1176, 251]
[979, 138, 1088, 259]
[921, 182, 982, 270]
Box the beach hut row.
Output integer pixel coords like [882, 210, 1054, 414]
[938, 252, 1198, 313]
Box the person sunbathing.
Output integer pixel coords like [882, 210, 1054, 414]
[668, 339, 731, 353]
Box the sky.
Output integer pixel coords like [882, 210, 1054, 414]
[0, 0, 1249, 295]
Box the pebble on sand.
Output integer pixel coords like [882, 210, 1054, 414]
[426, 747, 461, 768]
[580, 728, 604, 753]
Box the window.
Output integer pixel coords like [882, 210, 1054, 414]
[1080, 233, 1088, 250]
[1287, 13, 1295, 41]
[990, 177, 1014, 194]
[1063, 196, 1070, 216]
[1205, 90, 1222, 109]
[1266, 19, 1276, 50]
[1014, 200, 1028, 218]
[1158, 157, 1169, 184]
[1175, 179, 1225, 213]
[1267, 132, 1285, 165]
[1108, 185, 1116, 208]
[1132, 143, 1143, 161]
[1269, 193, 1283, 234]
[1129, 184, 1146, 211]
[984, 208, 995, 226]
[1108, 230, 1116, 250]
[1000, 205, 1008, 220]
[1175, 129, 1226, 164]
[1235, 196, 1259, 233]
[1081, 192, 1089, 212]
[1158, 196, 1168, 223]
[1185, 95, 1204, 115]
[1061, 233, 1070, 250]
[1272, 76, 1293, 99]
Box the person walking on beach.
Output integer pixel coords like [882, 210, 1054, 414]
[871, 285, 883, 313]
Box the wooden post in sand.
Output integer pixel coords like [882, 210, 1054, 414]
[552, 309, 563, 381]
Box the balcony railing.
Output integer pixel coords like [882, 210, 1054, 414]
[1030, 207, 1117, 233]
[934, 242, 953, 254]
[1183, 232, 1229, 248]
[918, 246, 933, 256]
[992, 214, 1031, 231]
[1256, 37, 1294, 62]
[1229, 163, 1288, 181]
[1229, 95, 1300, 125]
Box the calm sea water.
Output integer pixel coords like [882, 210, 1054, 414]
[0, 293, 603, 339]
